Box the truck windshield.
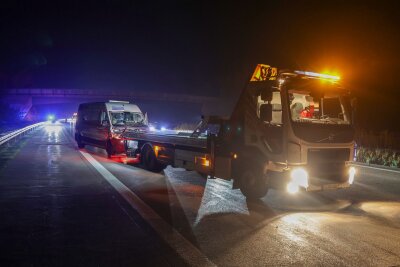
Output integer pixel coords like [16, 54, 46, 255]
[288, 83, 351, 125]
[110, 112, 144, 126]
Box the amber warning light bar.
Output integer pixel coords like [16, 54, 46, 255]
[294, 70, 340, 81]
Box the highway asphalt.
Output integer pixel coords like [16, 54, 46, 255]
[1, 122, 400, 266]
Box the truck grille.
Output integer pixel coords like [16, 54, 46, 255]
[307, 148, 350, 183]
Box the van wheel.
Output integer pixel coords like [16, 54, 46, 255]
[142, 146, 164, 172]
[238, 164, 269, 200]
[106, 140, 114, 158]
[76, 134, 85, 149]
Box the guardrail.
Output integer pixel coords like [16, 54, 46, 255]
[0, 122, 45, 146]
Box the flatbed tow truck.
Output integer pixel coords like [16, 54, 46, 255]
[120, 64, 357, 199]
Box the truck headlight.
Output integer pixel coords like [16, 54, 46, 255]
[290, 168, 309, 188]
[349, 167, 356, 184]
[287, 168, 308, 194]
[287, 182, 299, 194]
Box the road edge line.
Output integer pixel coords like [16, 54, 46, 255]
[79, 151, 215, 267]
[349, 162, 400, 174]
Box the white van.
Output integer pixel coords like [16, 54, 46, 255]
[75, 100, 148, 157]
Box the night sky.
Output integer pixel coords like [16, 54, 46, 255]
[1, 1, 400, 130]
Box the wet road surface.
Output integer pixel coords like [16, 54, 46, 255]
[0, 123, 183, 266]
[1, 122, 400, 266]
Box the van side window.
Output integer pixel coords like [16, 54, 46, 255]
[79, 108, 89, 122]
[100, 111, 109, 123]
[85, 109, 101, 125]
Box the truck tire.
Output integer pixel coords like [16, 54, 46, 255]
[76, 134, 85, 149]
[238, 163, 269, 200]
[106, 140, 114, 158]
[142, 146, 164, 172]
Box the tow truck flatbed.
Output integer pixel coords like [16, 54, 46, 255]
[122, 131, 207, 150]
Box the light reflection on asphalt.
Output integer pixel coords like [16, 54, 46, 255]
[44, 122, 63, 143]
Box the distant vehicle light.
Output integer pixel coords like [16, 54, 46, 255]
[160, 127, 167, 131]
[154, 145, 160, 156]
[295, 70, 340, 81]
[149, 126, 156, 131]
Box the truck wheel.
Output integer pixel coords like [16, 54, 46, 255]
[142, 146, 164, 172]
[238, 165, 269, 200]
[76, 134, 85, 149]
[106, 140, 114, 158]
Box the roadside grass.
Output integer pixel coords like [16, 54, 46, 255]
[356, 146, 400, 168]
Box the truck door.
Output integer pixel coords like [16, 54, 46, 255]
[257, 91, 283, 154]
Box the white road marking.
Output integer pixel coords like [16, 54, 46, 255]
[79, 151, 215, 267]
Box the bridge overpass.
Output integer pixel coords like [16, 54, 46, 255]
[1, 88, 219, 120]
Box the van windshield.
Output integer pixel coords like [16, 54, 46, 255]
[110, 112, 145, 126]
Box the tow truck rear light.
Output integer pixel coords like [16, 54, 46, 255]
[203, 159, 210, 167]
[195, 156, 210, 167]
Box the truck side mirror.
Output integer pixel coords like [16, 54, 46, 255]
[260, 103, 273, 122]
[351, 97, 358, 125]
[261, 88, 273, 102]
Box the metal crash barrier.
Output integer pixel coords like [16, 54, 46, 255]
[0, 122, 45, 146]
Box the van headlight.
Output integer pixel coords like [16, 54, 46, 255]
[287, 168, 309, 194]
[126, 140, 138, 149]
[111, 128, 122, 139]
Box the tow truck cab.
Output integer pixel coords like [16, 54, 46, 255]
[120, 64, 357, 200]
[209, 65, 357, 198]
